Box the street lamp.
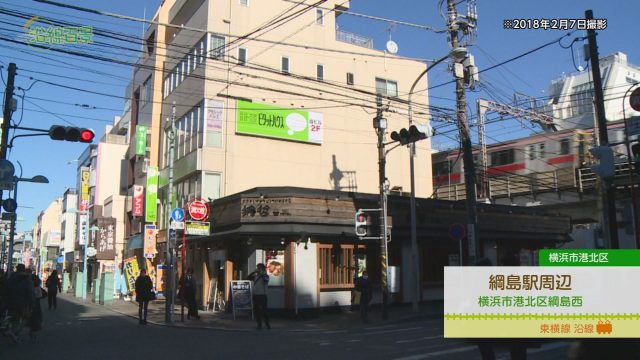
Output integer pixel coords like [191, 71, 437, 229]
[407, 48, 467, 312]
[6, 173, 49, 276]
[68, 207, 99, 299]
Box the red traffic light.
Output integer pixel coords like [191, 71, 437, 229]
[48, 125, 95, 143]
[80, 129, 95, 143]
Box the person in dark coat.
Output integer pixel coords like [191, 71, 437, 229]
[180, 268, 200, 320]
[45, 270, 62, 310]
[29, 270, 43, 339]
[4, 264, 34, 341]
[135, 269, 153, 325]
[356, 271, 373, 322]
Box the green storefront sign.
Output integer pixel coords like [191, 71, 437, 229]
[135, 125, 147, 155]
[145, 166, 158, 223]
[236, 100, 323, 144]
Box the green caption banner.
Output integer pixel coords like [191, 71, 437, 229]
[539, 249, 640, 266]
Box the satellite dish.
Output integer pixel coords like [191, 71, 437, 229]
[386, 40, 398, 54]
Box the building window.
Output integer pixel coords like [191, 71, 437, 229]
[527, 144, 545, 160]
[316, 64, 324, 81]
[281, 56, 289, 74]
[146, 31, 155, 56]
[239, 0, 248, 5]
[210, 34, 226, 59]
[316, 9, 324, 25]
[433, 161, 451, 177]
[143, 76, 152, 105]
[346, 72, 354, 85]
[569, 83, 593, 116]
[238, 48, 247, 65]
[559, 138, 570, 155]
[319, 244, 364, 289]
[375, 77, 398, 97]
[490, 149, 515, 166]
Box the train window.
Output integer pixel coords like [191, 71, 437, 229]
[527, 143, 545, 160]
[433, 161, 451, 176]
[490, 149, 515, 166]
[559, 139, 570, 155]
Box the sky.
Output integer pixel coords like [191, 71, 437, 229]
[0, 0, 638, 233]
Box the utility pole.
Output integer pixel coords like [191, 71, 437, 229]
[1, 63, 17, 160]
[165, 103, 177, 323]
[374, 94, 389, 320]
[447, 0, 479, 264]
[586, 9, 619, 249]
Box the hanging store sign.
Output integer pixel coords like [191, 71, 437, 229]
[185, 221, 210, 236]
[80, 168, 90, 211]
[133, 185, 144, 217]
[135, 125, 147, 156]
[145, 166, 158, 223]
[188, 199, 209, 221]
[236, 100, 323, 144]
[143, 224, 157, 258]
[95, 217, 116, 260]
[78, 214, 88, 245]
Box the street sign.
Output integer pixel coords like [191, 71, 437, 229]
[449, 223, 465, 240]
[630, 88, 640, 112]
[188, 200, 209, 221]
[170, 220, 185, 230]
[171, 208, 185, 222]
[0, 159, 15, 181]
[185, 221, 210, 236]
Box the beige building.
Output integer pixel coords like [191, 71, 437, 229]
[33, 197, 62, 279]
[126, 0, 436, 309]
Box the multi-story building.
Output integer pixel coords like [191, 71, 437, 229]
[32, 197, 62, 280]
[111, 0, 571, 312]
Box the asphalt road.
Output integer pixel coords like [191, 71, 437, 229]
[1, 296, 628, 360]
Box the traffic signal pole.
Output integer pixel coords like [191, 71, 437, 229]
[165, 103, 177, 324]
[586, 9, 619, 249]
[374, 94, 390, 320]
[448, 0, 479, 264]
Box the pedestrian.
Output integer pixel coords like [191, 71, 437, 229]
[356, 271, 372, 322]
[45, 270, 62, 310]
[4, 264, 34, 342]
[180, 268, 200, 320]
[248, 263, 270, 330]
[134, 269, 153, 325]
[29, 269, 43, 340]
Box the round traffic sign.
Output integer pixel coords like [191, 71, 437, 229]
[171, 208, 185, 222]
[188, 199, 209, 221]
[449, 223, 465, 240]
[631, 88, 640, 112]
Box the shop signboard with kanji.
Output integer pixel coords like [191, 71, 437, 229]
[94, 217, 116, 260]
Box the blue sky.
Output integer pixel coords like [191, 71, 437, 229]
[0, 0, 638, 232]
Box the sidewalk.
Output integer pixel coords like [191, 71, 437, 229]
[73, 294, 443, 332]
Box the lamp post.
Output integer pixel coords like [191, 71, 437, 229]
[407, 48, 467, 312]
[6, 173, 49, 276]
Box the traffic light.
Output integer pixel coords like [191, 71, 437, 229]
[589, 146, 615, 179]
[632, 143, 640, 175]
[390, 124, 435, 145]
[49, 125, 95, 143]
[355, 209, 368, 237]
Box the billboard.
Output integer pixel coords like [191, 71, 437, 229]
[80, 168, 90, 211]
[236, 100, 323, 144]
[143, 224, 157, 258]
[145, 166, 158, 223]
[132, 185, 144, 217]
[94, 217, 116, 260]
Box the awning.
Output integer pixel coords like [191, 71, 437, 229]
[128, 233, 143, 250]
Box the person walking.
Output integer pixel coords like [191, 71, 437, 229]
[357, 271, 372, 323]
[180, 268, 200, 320]
[134, 269, 153, 325]
[4, 264, 34, 342]
[249, 263, 270, 330]
[29, 270, 43, 340]
[45, 270, 62, 310]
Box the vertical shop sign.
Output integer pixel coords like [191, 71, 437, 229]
[145, 166, 158, 223]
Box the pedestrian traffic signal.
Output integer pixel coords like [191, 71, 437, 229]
[49, 125, 95, 143]
[390, 124, 435, 145]
[589, 146, 615, 179]
[355, 209, 368, 237]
